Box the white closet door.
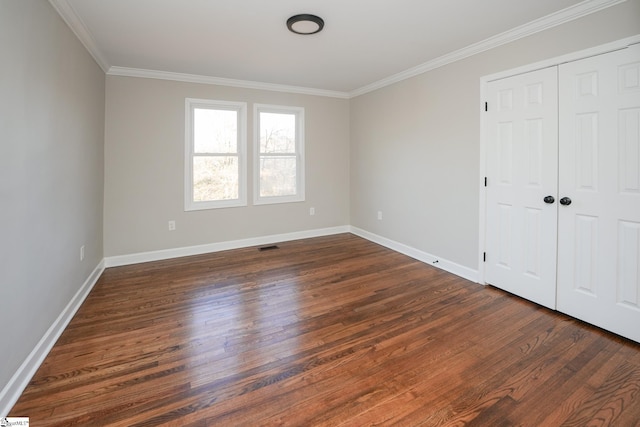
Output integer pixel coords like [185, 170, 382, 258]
[485, 67, 559, 309]
[557, 44, 640, 343]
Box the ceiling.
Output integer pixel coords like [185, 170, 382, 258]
[51, 0, 621, 97]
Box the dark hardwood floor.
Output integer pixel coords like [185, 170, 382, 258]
[10, 234, 640, 426]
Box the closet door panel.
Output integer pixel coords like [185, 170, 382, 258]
[557, 44, 640, 343]
[485, 67, 558, 309]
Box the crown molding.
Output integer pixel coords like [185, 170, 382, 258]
[349, 0, 629, 98]
[50, 0, 626, 99]
[48, 0, 109, 72]
[107, 67, 351, 99]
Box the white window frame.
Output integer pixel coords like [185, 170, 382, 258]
[253, 104, 305, 205]
[185, 98, 247, 211]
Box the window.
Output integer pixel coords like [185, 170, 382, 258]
[185, 98, 247, 210]
[254, 104, 305, 205]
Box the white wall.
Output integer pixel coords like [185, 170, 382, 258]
[350, 0, 640, 272]
[0, 0, 105, 408]
[104, 77, 350, 257]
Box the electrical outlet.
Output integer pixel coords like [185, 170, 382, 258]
[168, 220, 176, 231]
[310, 207, 315, 216]
[80, 245, 85, 261]
[377, 211, 383, 220]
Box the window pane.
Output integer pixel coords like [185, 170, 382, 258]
[259, 156, 296, 197]
[194, 108, 237, 154]
[259, 112, 296, 153]
[193, 156, 239, 201]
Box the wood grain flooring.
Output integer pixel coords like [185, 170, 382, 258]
[10, 233, 640, 426]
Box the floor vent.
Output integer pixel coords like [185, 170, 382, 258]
[259, 245, 279, 251]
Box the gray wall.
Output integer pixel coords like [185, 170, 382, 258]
[0, 0, 105, 395]
[104, 77, 350, 257]
[2, 0, 640, 411]
[350, 0, 640, 271]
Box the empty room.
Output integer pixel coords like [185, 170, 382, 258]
[2, 0, 640, 425]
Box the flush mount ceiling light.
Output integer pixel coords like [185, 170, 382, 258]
[287, 14, 324, 35]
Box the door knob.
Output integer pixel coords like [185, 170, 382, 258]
[560, 197, 572, 206]
[543, 195, 555, 204]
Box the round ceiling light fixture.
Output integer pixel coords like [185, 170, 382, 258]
[287, 14, 324, 35]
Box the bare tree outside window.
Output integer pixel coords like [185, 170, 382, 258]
[185, 99, 247, 210]
[193, 109, 239, 201]
[254, 105, 304, 204]
[259, 112, 297, 197]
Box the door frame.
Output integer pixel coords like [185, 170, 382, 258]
[478, 35, 640, 285]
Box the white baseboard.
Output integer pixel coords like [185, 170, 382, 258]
[2, 224, 478, 416]
[350, 226, 480, 283]
[0, 260, 105, 417]
[103, 225, 480, 282]
[104, 226, 351, 267]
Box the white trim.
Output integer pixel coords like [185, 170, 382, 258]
[481, 34, 640, 84]
[477, 34, 640, 285]
[184, 98, 248, 211]
[0, 260, 105, 417]
[48, 0, 109, 72]
[349, 0, 629, 97]
[108, 67, 350, 99]
[478, 85, 488, 285]
[1, 225, 480, 414]
[350, 227, 480, 283]
[104, 225, 479, 280]
[52, 0, 625, 98]
[104, 226, 350, 267]
[253, 104, 306, 205]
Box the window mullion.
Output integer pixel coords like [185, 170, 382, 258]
[193, 152, 238, 157]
